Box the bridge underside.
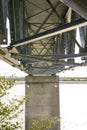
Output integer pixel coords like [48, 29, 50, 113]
[0, 0, 87, 75]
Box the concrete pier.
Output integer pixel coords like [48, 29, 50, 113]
[25, 76, 60, 130]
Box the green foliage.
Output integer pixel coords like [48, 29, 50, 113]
[0, 76, 25, 130]
[30, 115, 60, 130]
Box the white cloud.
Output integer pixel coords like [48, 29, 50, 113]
[0, 60, 27, 77]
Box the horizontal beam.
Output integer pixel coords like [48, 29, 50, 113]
[11, 52, 84, 66]
[57, 52, 87, 59]
[11, 18, 87, 47]
[11, 52, 87, 61]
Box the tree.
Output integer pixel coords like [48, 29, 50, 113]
[30, 115, 60, 130]
[0, 76, 25, 130]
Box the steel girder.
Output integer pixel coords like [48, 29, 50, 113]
[60, 0, 87, 19]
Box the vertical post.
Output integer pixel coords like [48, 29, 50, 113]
[25, 76, 60, 130]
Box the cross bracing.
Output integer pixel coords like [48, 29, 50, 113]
[0, 0, 87, 75]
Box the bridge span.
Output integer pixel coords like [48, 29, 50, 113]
[1, 0, 87, 130]
[0, 0, 87, 75]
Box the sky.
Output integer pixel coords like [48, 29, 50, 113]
[59, 66, 87, 77]
[60, 82, 87, 130]
[0, 59, 27, 77]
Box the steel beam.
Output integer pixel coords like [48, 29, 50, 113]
[11, 52, 85, 66]
[11, 18, 87, 47]
[11, 51, 87, 62]
[27, 8, 50, 20]
[60, 0, 87, 19]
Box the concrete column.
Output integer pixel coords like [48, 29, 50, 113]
[25, 76, 60, 130]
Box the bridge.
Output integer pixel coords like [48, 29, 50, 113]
[0, 0, 87, 75]
[0, 0, 87, 130]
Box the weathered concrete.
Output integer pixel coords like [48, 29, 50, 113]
[25, 76, 60, 130]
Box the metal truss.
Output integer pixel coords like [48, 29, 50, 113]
[0, 0, 87, 75]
